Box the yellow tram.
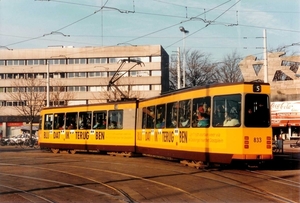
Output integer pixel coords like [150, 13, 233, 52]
[39, 82, 273, 164]
[39, 101, 138, 154]
[136, 82, 273, 164]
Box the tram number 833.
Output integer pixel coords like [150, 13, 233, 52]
[254, 137, 262, 143]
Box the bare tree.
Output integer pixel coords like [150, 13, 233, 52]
[50, 80, 75, 106]
[214, 51, 244, 83]
[6, 78, 46, 138]
[91, 77, 143, 102]
[185, 50, 217, 87]
[169, 55, 180, 90]
[169, 50, 217, 89]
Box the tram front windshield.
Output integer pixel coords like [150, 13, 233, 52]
[244, 94, 270, 127]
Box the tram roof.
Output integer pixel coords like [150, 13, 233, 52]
[147, 81, 270, 101]
[41, 82, 269, 111]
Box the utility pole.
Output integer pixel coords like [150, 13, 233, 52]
[179, 26, 189, 88]
[177, 47, 181, 89]
[46, 61, 50, 107]
[263, 29, 268, 83]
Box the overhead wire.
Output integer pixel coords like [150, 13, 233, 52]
[162, 0, 239, 50]
[2, 0, 299, 60]
[4, 0, 110, 47]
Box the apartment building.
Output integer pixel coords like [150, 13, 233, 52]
[0, 45, 169, 137]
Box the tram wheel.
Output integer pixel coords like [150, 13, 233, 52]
[69, 149, 77, 154]
[51, 148, 60, 154]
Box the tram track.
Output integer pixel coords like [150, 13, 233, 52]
[0, 161, 206, 202]
[0, 149, 299, 202]
[191, 169, 299, 203]
[0, 170, 135, 203]
[0, 183, 55, 203]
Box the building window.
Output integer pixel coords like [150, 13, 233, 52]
[67, 72, 86, 78]
[28, 60, 34, 65]
[89, 86, 107, 92]
[131, 85, 150, 91]
[28, 87, 45, 92]
[77, 72, 86, 78]
[151, 70, 161, 76]
[109, 57, 127, 64]
[117, 71, 128, 77]
[34, 73, 44, 79]
[151, 85, 161, 91]
[68, 58, 86, 64]
[53, 86, 66, 92]
[67, 86, 86, 92]
[0, 60, 5, 66]
[88, 72, 107, 77]
[130, 71, 137, 77]
[130, 57, 150, 63]
[109, 71, 117, 77]
[7, 60, 13, 66]
[48, 59, 66, 65]
[130, 70, 149, 77]
[39, 59, 45, 65]
[68, 73, 74, 78]
[6, 88, 12, 92]
[6, 74, 13, 79]
[88, 58, 107, 64]
[151, 56, 161, 62]
[53, 73, 66, 78]
[27, 59, 45, 65]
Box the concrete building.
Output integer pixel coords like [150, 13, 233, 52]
[239, 52, 300, 101]
[0, 45, 169, 137]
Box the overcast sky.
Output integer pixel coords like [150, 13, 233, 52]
[0, 0, 299, 61]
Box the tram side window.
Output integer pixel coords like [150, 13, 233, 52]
[143, 106, 155, 129]
[156, 104, 166, 128]
[213, 94, 241, 127]
[44, 114, 53, 130]
[79, 111, 92, 129]
[108, 110, 123, 129]
[142, 107, 147, 129]
[93, 111, 107, 129]
[146, 106, 155, 129]
[166, 102, 178, 128]
[179, 100, 191, 128]
[53, 113, 65, 130]
[192, 97, 211, 127]
[245, 94, 270, 127]
[142, 107, 155, 129]
[66, 112, 78, 129]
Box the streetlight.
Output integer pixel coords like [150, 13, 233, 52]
[46, 55, 67, 107]
[47, 61, 50, 107]
[179, 26, 189, 88]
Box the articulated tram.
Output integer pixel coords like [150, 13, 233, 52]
[39, 82, 273, 164]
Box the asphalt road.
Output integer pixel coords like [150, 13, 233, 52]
[0, 146, 299, 203]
